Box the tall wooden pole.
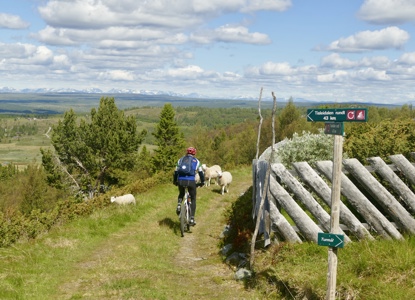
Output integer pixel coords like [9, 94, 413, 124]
[326, 134, 343, 300]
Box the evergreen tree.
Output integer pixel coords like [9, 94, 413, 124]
[151, 103, 185, 173]
[135, 145, 153, 178]
[42, 97, 146, 195]
[276, 97, 316, 140]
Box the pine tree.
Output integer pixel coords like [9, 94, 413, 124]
[151, 103, 185, 173]
[42, 97, 146, 195]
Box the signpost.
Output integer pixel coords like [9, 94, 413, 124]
[317, 232, 344, 248]
[307, 108, 367, 122]
[324, 122, 344, 136]
[307, 107, 368, 300]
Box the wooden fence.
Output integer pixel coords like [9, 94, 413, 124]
[253, 154, 415, 247]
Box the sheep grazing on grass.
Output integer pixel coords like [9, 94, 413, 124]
[110, 194, 136, 205]
[216, 170, 232, 195]
[202, 164, 222, 186]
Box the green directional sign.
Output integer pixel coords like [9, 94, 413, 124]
[324, 122, 344, 136]
[317, 232, 344, 248]
[307, 108, 368, 122]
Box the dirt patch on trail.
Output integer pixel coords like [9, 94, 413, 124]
[173, 181, 255, 298]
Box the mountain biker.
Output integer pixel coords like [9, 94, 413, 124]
[173, 147, 205, 226]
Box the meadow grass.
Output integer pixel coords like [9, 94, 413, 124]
[252, 236, 415, 299]
[0, 167, 264, 300]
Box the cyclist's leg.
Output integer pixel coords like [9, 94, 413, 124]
[188, 181, 197, 222]
[177, 182, 186, 215]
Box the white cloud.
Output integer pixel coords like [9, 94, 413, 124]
[165, 65, 211, 79]
[241, 0, 292, 13]
[321, 54, 392, 70]
[0, 13, 30, 29]
[317, 71, 349, 83]
[398, 52, 415, 65]
[320, 54, 358, 69]
[325, 27, 409, 52]
[190, 24, 271, 44]
[3, 0, 415, 104]
[358, 0, 415, 24]
[98, 70, 135, 81]
[353, 68, 391, 81]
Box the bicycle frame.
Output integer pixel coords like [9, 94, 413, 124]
[179, 189, 192, 237]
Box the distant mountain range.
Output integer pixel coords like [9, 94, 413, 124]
[0, 86, 262, 100]
[0, 86, 324, 103]
[0, 86, 405, 107]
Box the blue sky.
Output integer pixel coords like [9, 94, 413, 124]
[1, 0, 415, 104]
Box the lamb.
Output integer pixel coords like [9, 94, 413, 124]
[216, 170, 232, 195]
[201, 164, 222, 186]
[110, 194, 136, 205]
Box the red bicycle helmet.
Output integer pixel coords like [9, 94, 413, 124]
[187, 147, 196, 155]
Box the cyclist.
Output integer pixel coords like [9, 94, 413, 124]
[173, 147, 205, 226]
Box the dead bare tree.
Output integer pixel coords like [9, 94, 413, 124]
[250, 91, 277, 270]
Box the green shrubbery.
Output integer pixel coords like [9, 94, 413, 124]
[276, 129, 344, 168]
[1, 100, 415, 251]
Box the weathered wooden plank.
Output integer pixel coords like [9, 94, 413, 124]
[254, 161, 302, 244]
[292, 161, 372, 240]
[269, 197, 302, 243]
[269, 173, 322, 243]
[271, 163, 351, 243]
[316, 161, 400, 240]
[253, 160, 268, 219]
[252, 160, 271, 245]
[389, 154, 415, 190]
[368, 156, 415, 214]
[343, 158, 415, 234]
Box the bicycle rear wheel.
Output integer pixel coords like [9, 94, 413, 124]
[180, 200, 187, 237]
[185, 203, 191, 232]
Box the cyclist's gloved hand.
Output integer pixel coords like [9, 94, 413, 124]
[198, 182, 205, 187]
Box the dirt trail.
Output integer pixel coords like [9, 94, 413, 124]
[174, 184, 253, 299]
[54, 172, 261, 299]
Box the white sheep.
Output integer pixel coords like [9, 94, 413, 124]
[202, 164, 222, 186]
[110, 194, 136, 205]
[216, 170, 232, 195]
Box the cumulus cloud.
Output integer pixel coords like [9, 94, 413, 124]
[354, 68, 391, 81]
[98, 70, 135, 81]
[398, 52, 415, 65]
[358, 0, 415, 24]
[190, 24, 271, 44]
[317, 71, 349, 83]
[320, 54, 358, 69]
[0, 13, 30, 29]
[38, 0, 289, 30]
[241, 0, 292, 13]
[324, 27, 409, 52]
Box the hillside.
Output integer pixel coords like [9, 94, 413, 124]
[0, 166, 265, 299]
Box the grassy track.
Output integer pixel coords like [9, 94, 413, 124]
[0, 166, 263, 299]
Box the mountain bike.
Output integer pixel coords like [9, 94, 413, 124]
[179, 189, 192, 237]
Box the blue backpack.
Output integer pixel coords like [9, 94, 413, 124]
[178, 156, 195, 176]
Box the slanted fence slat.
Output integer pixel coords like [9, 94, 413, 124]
[271, 163, 351, 243]
[292, 161, 369, 240]
[343, 158, 415, 234]
[269, 174, 322, 242]
[390, 154, 415, 187]
[316, 160, 396, 240]
[253, 154, 415, 245]
[368, 156, 415, 214]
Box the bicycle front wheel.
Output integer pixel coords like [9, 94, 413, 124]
[180, 201, 187, 237]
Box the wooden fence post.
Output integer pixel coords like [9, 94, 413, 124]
[326, 135, 343, 300]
